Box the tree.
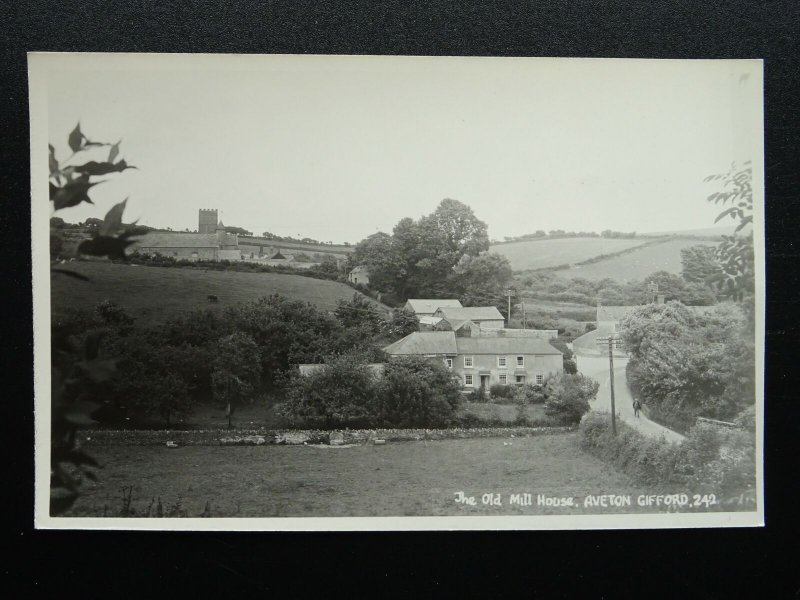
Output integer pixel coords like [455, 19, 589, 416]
[704, 161, 755, 302]
[543, 372, 599, 424]
[449, 252, 513, 308]
[212, 332, 261, 428]
[335, 293, 384, 333]
[384, 307, 420, 339]
[618, 301, 753, 432]
[349, 199, 491, 300]
[374, 356, 463, 427]
[281, 353, 379, 428]
[681, 244, 722, 285]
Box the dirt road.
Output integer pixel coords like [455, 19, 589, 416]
[576, 354, 685, 443]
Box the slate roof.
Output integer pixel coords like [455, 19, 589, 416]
[435, 306, 505, 321]
[405, 299, 462, 314]
[418, 316, 443, 327]
[383, 332, 458, 355]
[133, 232, 220, 249]
[383, 331, 562, 356]
[455, 337, 562, 355]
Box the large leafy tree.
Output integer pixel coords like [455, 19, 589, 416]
[350, 198, 492, 301]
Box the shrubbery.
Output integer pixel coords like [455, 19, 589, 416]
[543, 373, 599, 425]
[579, 412, 756, 503]
[278, 355, 462, 429]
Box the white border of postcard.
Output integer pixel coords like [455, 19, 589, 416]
[30, 53, 765, 531]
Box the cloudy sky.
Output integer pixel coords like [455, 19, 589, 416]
[41, 54, 762, 243]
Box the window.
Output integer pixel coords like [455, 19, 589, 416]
[445, 358, 453, 369]
[516, 356, 525, 367]
[464, 356, 473, 368]
[497, 356, 507, 368]
[516, 375, 526, 384]
[536, 374, 544, 385]
[499, 374, 507, 385]
[465, 374, 473, 386]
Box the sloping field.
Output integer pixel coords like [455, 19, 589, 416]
[50, 261, 388, 323]
[553, 238, 717, 281]
[490, 237, 649, 271]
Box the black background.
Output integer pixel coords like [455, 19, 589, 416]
[3, 1, 798, 595]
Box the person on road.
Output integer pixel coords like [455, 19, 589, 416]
[633, 399, 642, 418]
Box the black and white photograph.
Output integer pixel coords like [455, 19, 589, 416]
[31, 53, 764, 530]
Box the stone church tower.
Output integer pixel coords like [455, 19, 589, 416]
[198, 209, 218, 234]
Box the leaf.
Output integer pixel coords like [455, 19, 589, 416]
[49, 144, 60, 179]
[51, 268, 90, 282]
[78, 236, 136, 260]
[68, 123, 83, 153]
[72, 159, 137, 176]
[51, 176, 103, 210]
[109, 139, 121, 163]
[714, 207, 737, 223]
[76, 359, 117, 383]
[99, 198, 128, 236]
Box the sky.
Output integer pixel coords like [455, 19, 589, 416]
[42, 54, 763, 244]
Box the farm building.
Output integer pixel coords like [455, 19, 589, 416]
[404, 298, 462, 317]
[383, 331, 562, 390]
[433, 305, 505, 330]
[130, 209, 241, 261]
[348, 266, 370, 286]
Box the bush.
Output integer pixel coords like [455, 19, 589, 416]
[280, 354, 379, 429]
[579, 412, 756, 502]
[489, 384, 515, 400]
[374, 357, 463, 427]
[280, 355, 462, 429]
[543, 373, 598, 424]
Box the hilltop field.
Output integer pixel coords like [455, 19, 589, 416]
[491, 236, 718, 281]
[50, 261, 387, 323]
[551, 238, 717, 281]
[489, 237, 648, 271]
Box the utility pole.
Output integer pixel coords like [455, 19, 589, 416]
[505, 288, 513, 327]
[597, 335, 620, 435]
[522, 300, 526, 329]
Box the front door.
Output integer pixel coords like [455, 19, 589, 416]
[480, 375, 490, 390]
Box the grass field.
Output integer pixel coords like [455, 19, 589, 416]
[50, 261, 388, 323]
[66, 433, 659, 517]
[489, 237, 648, 271]
[553, 238, 716, 281]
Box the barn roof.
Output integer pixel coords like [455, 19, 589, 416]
[383, 332, 458, 355]
[435, 306, 504, 321]
[405, 299, 463, 314]
[455, 337, 562, 355]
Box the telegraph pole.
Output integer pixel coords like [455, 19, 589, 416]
[597, 334, 619, 435]
[505, 288, 513, 327]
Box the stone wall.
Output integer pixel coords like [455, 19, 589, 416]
[79, 425, 574, 447]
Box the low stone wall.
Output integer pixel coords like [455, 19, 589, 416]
[79, 426, 574, 447]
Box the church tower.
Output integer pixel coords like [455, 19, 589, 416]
[198, 209, 218, 234]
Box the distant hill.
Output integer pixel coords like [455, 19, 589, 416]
[638, 225, 745, 239]
[489, 237, 649, 271]
[551, 238, 717, 281]
[51, 261, 388, 324]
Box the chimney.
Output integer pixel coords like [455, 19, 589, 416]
[656, 294, 665, 305]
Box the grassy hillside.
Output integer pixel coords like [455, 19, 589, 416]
[51, 261, 388, 323]
[490, 237, 648, 271]
[553, 238, 716, 281]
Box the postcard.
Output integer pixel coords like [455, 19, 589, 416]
[31, 53, 764, 530]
